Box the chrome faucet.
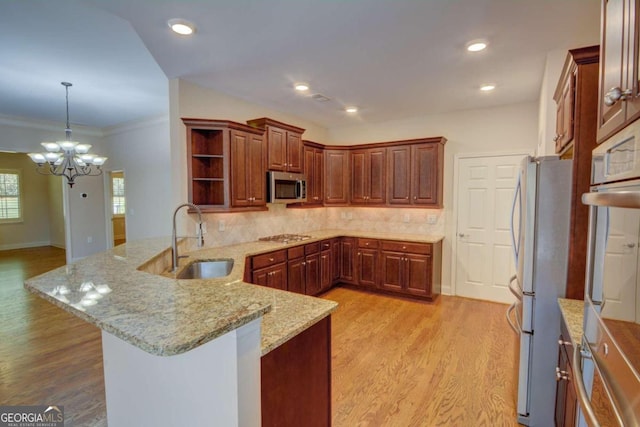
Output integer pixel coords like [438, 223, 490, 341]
[172, 203, 205, 272]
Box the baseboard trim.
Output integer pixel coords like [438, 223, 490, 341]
[0, 241, 52, 251]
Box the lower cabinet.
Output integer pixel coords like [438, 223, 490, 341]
[555, 319, 577, 427]
[251, 249, 287, 291]
[247, 236, 442, 301]
[356, 238, 379, 287]
[339, 237, 357, 284]
[379, 240, 441, 299]
[261, 316, 331, 427]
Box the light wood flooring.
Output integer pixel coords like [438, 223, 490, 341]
[1, 247, 520, 426]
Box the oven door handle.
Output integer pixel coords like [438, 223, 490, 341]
[505, 302, 521, 335]
[583, 190, 640, 209]
[572, 343, 601, 427]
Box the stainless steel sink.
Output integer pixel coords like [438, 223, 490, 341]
[177, 259, 234, 279]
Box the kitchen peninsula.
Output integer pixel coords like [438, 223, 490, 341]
[24, 229, 442, 426]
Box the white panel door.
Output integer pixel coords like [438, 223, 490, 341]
[602, 208, 640, 322]
[455, 154, 525, 303]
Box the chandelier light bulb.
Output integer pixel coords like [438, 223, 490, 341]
[41, 142, 60, 152]
[75, 144, 92, 154]
[28, 153, 46, 163]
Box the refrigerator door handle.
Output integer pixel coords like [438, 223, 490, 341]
[508, 274, 523, 300]
[510, 174, 522, 268]
[506, 302, 521, 335]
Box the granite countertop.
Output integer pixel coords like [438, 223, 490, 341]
[558, 298, 584, 344]
[25, 229, 442, 357]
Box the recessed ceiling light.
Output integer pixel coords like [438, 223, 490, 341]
[345, 106, 358, 113]
[168, 19, 196, 36]
[294, 83, 309, 92]
[480, 84, 496, 92]
[467, 41, 487, 52]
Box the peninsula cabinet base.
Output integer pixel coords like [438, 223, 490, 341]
[261, 316, 331, 427]
[101, 319, 262, 427]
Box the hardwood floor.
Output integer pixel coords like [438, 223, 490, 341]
[1, 247, 519, 426]
[323, 287, 519, 427]
[0, 247, 106, 427]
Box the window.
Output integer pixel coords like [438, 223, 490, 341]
[0, 170, 22, 222]
[112, 175, 125, 215]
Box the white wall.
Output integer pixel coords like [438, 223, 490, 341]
[0, 115, 108, 258]
[328, 102, 539, 294]
[101, 115, 172, 240]
[0, 152, 51, 250]
[47, 175, 66, 248]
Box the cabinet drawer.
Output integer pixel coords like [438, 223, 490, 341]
[252, 249, 287, 270]
[305, 242, 320, 255]
[381, 240, 431, 255]
[358, 238, 379, 249]
[320, 239, 332, 251]
[287, 245, 305, 259]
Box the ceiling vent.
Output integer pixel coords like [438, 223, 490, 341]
[311, 93, 331, 102]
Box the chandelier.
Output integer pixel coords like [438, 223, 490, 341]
[28, 82, 107, 187]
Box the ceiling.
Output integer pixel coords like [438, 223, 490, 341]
[0, 0, 601, 130]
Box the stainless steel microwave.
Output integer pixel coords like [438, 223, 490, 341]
[267, 171, 307, 204]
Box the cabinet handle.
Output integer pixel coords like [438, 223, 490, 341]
[604, 86, 633, 106]
[555, 367, 569, 381]
[558, 339, 572, 346]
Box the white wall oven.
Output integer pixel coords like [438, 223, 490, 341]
[578, 122, 640, 426]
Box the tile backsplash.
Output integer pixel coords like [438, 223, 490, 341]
[199, 204, 444, 248]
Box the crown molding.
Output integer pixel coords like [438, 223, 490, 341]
[101, 114, 169, 137]
[0, 113, 103, 137]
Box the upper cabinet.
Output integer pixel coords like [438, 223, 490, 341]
[597, 0, 640, 142]
[247, 118, 305, 173]
[183, 118, 266, 212]
[351, 147, 386, 205]
[554, 46, 600, 300]
[303, 141, 324, 206]
[387, 139, 445, 208]
[324, 149, 350, 205]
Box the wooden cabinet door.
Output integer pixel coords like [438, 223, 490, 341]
[331, 238, 341, 283]
[288, 257, 305, 294]
[305, 253, 321, 295]
[313, 148, 324, 204]
[286, 132, 303, 173]
[230, 130, 251, 207]
[555, 74, 575, 153]
[351, 150, 368, 204]
[325, 150, 349, 205]
[231, 130, 265, 207]
[387, 145, 411, 205]
[340, 238, 357, 284]
[253, 263, 287, 290]
[248, 132, 266, 206]
[369, 148, 386, 204]
[598, 0, 628, 141]
[357, 248, 377, 287]
[412, 144, 440, 206]
[379, 250, 403, 292]
[626, 0, 640, 122]
[320, 249, 332, 292]
[267, 127, 287, 171]
[405, 253, 431, 297]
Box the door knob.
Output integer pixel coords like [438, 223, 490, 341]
[458, 233, 466, 238]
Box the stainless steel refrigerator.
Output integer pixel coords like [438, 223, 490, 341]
[506, 155, 572, 426]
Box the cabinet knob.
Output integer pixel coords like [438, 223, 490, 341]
[269, 258, 274, 262]
[553, 134, 560, 142]
[402, 246, 407, 250]
[302, 261, 306, 266]
[604, 86, 633, 106]
[413, 196, 417, 200]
